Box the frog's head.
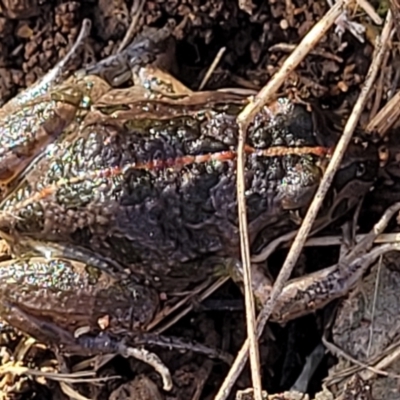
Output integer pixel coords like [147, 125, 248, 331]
[310, 105, 380, 228]
[322, 138, 379, 225]
[256, 100, 379, 225]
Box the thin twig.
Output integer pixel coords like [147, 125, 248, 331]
[366, 87, 400, 135]
[322, 336, 400, 380]
[198, 47, 226, 90]
[324, 337, 400, 385]
[367, 255, 382, 357]
[252, 232, 400, 263]
[216, 8, 393, 400]
[269, 43, 344, 62]
[236, 67, 263, 400]
[356, 0, 383, 24]
[361, 340, 400, 381]
[150, 277, 229, 334]
[192, 360, 213, 400]
[0, 364, 116, 383]
[117, 0, 145, 53]
[369, 46, 390, 121]
[259, 6, 393, 338]
[236, 0, 352, 130]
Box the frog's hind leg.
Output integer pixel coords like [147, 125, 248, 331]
[0, 255, 173, 389]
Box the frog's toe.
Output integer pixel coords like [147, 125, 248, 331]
[76, 333, 173, 391]
[120, 345, 172, 391]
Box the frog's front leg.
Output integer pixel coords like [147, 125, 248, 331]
[230, 258, 371, 324]
[233, 202, 400, 324]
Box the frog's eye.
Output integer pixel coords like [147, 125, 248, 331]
[356, 162, 366, 177]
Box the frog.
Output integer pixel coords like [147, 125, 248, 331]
[0, 20, 380, 389]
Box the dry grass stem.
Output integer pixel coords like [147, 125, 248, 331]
[237, 98, 263, 400]
[366, 255, 382, 357]
[366, 86, 400, 135]
[324, 338, 400, 385]
[216, 2, 356, 399]
[117, 0, 145, 53]
[236, 0, 353, 129]
[369, 47, 390, 121]
[322, 336, 400, 381]
[217, 7, 393, 400]
[198, 47, 226, 90]
[260, 5, 393, 335]
[269, 42, 344, 62]
[151, 277, 229, 334]
[356, 0, 383, 24]
[304, 232, 400, 247]
[148, 279, 213, 331]
[361, 342, 400, 381]
[253, 231, 400, 264]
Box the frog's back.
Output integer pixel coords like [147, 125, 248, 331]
[0, 98, 327, 287]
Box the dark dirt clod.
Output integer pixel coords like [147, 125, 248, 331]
[0, 0, 374, 106]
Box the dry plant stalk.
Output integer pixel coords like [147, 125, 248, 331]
[366, 88, 400, 135]
[390, 0, 400, 40]
[117, 0, 145, 53]
[220, 1, 354, 398]
[217, 2, 392, 399]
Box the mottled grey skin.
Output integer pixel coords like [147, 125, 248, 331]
[0, 27, 379, 356]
